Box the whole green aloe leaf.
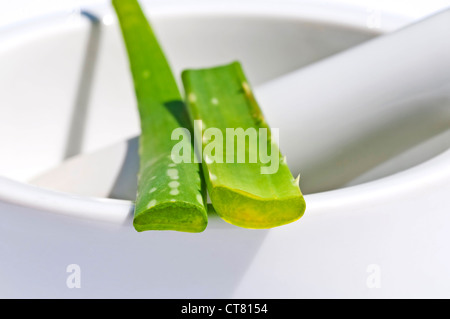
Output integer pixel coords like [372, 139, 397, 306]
[113, 0, 207, 232]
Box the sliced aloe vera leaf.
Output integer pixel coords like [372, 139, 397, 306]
[182, 61, 306, 229]
[112, 0, 207, 232]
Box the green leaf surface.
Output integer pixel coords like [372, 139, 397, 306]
[113, 0, 207, 232]
[182, 61, 306, 229]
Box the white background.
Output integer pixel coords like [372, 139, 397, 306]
[0, 0, 450, 28]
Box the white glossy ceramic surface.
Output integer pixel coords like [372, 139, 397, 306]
[0, 1, 449, 298]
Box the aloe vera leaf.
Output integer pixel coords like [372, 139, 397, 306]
[112, 0, 207, 232]
[182, 61, 306, 229]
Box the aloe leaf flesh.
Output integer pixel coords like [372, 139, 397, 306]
[182, 61, 306, 229]
[112, 0, 207, 232]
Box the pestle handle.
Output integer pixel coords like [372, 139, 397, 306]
[255, 9, 450, 191]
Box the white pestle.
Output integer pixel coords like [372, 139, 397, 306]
[255, 9, 450, 192]
[31, 9, 450, 196]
